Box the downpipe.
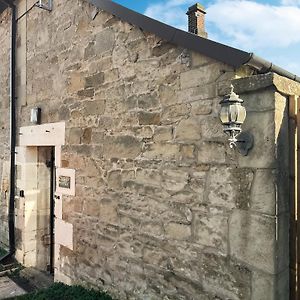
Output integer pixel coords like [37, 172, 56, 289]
[0, 0, 16, 264]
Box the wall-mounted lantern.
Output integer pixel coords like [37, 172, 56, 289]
[30, 107, 41, 125]
[219, 86, 253, 156]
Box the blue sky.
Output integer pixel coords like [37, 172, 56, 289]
[113, 0, 300, 75]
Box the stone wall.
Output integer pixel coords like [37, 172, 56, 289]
[0, 9, 11, 251]
[233, 74, 291, 300]
[0, 0, 295, 299]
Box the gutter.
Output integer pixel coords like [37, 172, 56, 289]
[0, 0, 16, 264]
[88, 0, 300, 83]
[245, 54, 300, 83]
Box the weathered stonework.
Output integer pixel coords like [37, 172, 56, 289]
[0, 1, 297, 299]
[0, 9, 11, 251]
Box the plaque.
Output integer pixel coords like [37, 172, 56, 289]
[58, 176, 71, 189]
[56, 168, 75, 196]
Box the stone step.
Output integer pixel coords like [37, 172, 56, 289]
[19, 267, 53, 290]
[0, 277, 26, 299]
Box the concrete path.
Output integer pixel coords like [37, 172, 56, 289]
[0, 277, 26, 299]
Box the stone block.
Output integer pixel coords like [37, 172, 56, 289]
[250, 169, 276, 215]
[251, 269, 289, 300]
[180, 145, 195, 161]
[68, 72, 84, 93]
[83, 199, 100, 217]
[231, 168, 254, 210]
[68, 128, 82, 145]
[238, 111, 275, 168]
[175, 117, 201, 141]
[277, 213, 289, 273]
[95, 28, 115, 54]
[191, 52, 215, 67]
[159, 84, 178, 106]
[193, 213, 228, 254]
[107, 170, 122, 190]
[143, 143, 179, 160]
[138, 111, 161, 125]
[83, 100, 105, 115]
[84, 41, 95, 60]
[153, 126, 173, 142]
[202, 252, 251, 300]
[77, 88, 95, 98]
[162, 169, 189, 193]
[197, 142, 226, 164]
[201, 116, 224, 140]
[180, 63, 229, 90]
[137, 93, 160, 110]
[206, 167, 235, 210]
[164, 222, 191, 240]
[103, 135, 141, 159]
[135, 126, 154, 139]
[241, 89, 275, 112]
[229, 210, 276, 273]
[162, 104, 191, 125]
[136, 169, 161, 187]
[104, 68, 119, 83]
[141, 222, 163, 237]
[84, 72, 104, 88]
[178, 84, 216, 103]
[191, 100, 212, 115]
[82, 128, 92, 144]
[99, 199, 118, 224]
[251, 271, 275, 300]
[112, 45, 129, 67]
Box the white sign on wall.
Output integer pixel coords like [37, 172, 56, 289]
[56, 168, 75, 196]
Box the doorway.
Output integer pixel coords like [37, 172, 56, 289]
[36, 146, 55, 274]
[15, 122, 66, 278]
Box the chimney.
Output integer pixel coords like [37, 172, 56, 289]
[186, 3, 207, 38]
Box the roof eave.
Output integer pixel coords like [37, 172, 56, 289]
[87, 0, 300, 83]
[246, 54, 300, 83]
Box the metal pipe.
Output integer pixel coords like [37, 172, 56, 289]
[0, 0, 16, 263]
[246, 53, 300, 83]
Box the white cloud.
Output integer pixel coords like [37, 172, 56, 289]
[144, 0, 194, 30]
[281, 0, 300, 6]
[145, 0, 300, 49]
[144, 0, 300, 74]
[206, 0, 300, 49]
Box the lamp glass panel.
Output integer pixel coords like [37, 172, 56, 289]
[229, 104, 239, 123]
[236, 105, 246, 124]
[220, 106, 230, 124]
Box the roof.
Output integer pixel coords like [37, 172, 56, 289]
[0, 0, 298, 82]
[88, 0, 300, 83]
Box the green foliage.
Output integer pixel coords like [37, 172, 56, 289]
[9, 282, 113, 300]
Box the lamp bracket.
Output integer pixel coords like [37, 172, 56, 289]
[36, 0, 52, 11]
[234, 131, 254, 156]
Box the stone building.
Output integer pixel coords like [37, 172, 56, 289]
[0, 0, 299, 299]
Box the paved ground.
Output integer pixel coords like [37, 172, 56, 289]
[0, 277, 26, 299]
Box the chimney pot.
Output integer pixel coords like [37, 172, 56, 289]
[186, 3, 207, 38]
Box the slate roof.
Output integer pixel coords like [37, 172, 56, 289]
[88, 0, 300, 82]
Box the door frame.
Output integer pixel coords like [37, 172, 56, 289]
[15, 122, 65, 273]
